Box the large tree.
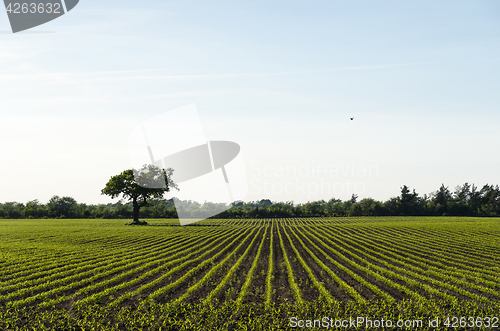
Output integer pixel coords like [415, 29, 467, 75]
[101, 164, 177, 225]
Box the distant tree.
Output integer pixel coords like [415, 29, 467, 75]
[303, 200, 326, 217]
[349, 203, 363, 217]
[259, 199, 272, 207]
[434, 184, 452, 215]
[383, 197, 400, 216]
[47, 196, 77, 218]
[400, 185, 419, 215]
[25, 199, 45, 218]
[452, 183, 472, 216]
[232, 200, 244, 207]
[269, 201, 294, 217]
[325, 198, 343, 216]
[468, 184, 482, 216]
[358, 198, 377, 216]
[478, 184, 500, 216]
[0, 202, 24, 218]
[454, 183, 471, 203]
[101, 164, 177, 225]
[372, 200, 386, 216]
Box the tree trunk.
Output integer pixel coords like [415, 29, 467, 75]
[132, 197, 139, 223]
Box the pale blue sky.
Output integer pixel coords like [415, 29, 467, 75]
[1, 0, 499, 204]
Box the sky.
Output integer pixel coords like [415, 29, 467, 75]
[1, 0, 499, 205]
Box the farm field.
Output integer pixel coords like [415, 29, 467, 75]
[1, 217, 500, 330]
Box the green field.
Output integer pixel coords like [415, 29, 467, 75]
[1, 217, 500, 330]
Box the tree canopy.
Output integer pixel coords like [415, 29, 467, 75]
[101, 164, 177, 224]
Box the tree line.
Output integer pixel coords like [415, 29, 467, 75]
[0, 182, 499, 219]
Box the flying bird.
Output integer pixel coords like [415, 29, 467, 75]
[350, 117, 354, 120]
